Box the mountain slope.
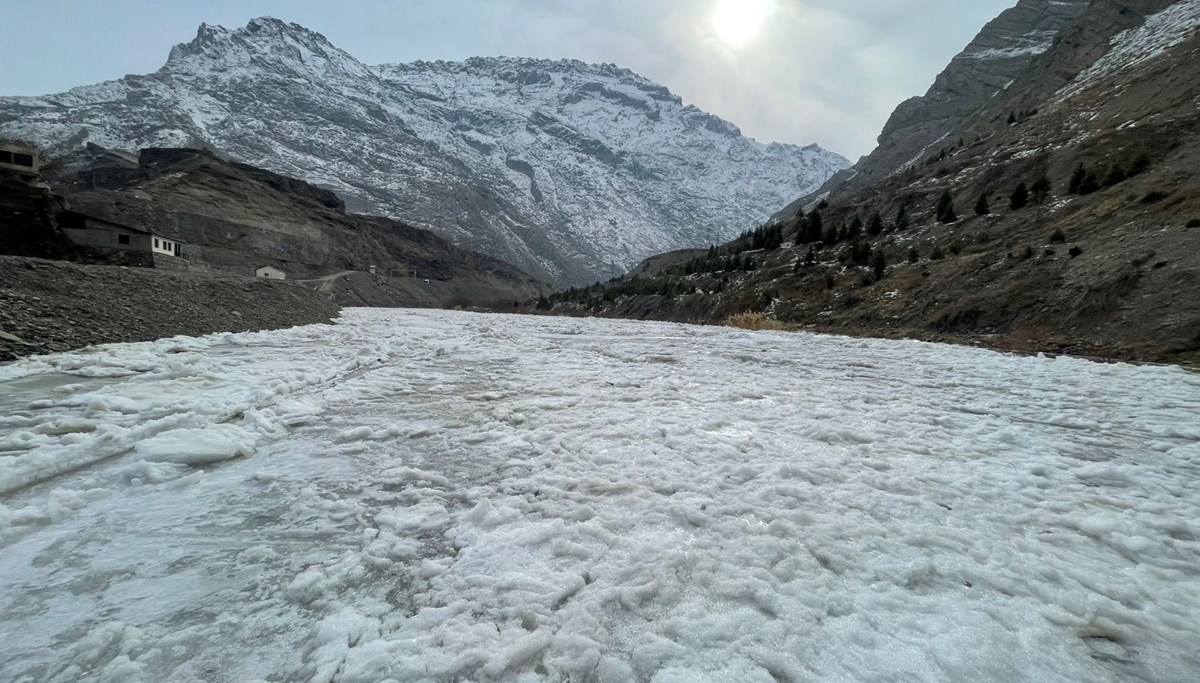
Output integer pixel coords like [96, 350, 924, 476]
[551, 0, 1200, 365]
[775, 0, 1090, 218]
[0, 18, 848, 285]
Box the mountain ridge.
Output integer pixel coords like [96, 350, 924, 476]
[0, 17, 848, 285]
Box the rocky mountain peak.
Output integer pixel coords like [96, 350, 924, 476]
[1, 19, 848, 285]
[163, 17, 375, 83]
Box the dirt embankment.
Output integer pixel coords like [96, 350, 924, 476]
[0, 256, 340, 361]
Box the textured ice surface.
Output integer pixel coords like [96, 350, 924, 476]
[0, 310, 1198, 681]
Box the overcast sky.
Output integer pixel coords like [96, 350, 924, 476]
[2, 0, 1014, 159]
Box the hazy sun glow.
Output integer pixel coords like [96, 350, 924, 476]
[712, 0, 773, 48]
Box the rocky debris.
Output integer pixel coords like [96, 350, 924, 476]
[0, 19, 848, 284]
[0, 256, 340, 361]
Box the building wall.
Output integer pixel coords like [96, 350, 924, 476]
[152, 236, 180, 256]
[0, 144, 40, 175]
[256, 267, 286, 280]
[63, 224, 153, 253]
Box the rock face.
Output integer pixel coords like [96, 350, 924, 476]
[778, 0, 1090, 217]
[551, 0, 1200, 365]
[0, 18, 848, 285]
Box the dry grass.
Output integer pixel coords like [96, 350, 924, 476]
[725, 312, 791, 332]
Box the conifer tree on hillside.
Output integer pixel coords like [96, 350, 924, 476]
[847, 216, 864, 242]
[871, 249, 888, 278]
[1010, 182, 1030, 210]
[1068, 165, 1086, 194]
[868, 212, 884, 237]
[822, 222, 839, 246]
[793, 215, 808, 246]
[974, 194, 990, 216]
[896, 204, 910, 231]
[1031, 175, 1052, 204]
[936, 190, 957, 224]
[806, 213, 824, 244]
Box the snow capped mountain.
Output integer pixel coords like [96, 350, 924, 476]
[0, 18, 848, 284]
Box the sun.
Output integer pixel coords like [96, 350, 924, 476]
[711, 0, 773, 48]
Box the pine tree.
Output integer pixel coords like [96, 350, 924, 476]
[1010, 182, 1030, 210]
[896, 205, 910, 231]
[847, 216, 864, 241]
[867, 212, 884, 237]
[1030, 175, 1052, 204]
[936, 190, 957, 224]
[1078, 170, 1100, 195]
[794, 217, 809, 246]
[871, 250, 888, 278]
[907, 246, 920, 264]
[808, 211, 824, 243]
[822, 222, 838, 246]
[974, 194, 990, 216]
[1068, 165, 1087, 194]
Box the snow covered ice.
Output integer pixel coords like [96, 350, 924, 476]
[1, 309, 1198, 682]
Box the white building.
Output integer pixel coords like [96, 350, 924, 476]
[256, 266, 286, 280]
[152, 236, 180, 257]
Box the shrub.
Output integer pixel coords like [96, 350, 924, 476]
[948, 241, 965, 256]
[930, 246, 946, 260]
[1021, 245, 1035, 260]
[726, 313, 789, 332]
[1049, 229, 1067, 244]
[1069, 246, 1084, 258]
[1186, 219, 1200, 229]
[1141, 191, 1170, 204]
[907, 247, 920, 264]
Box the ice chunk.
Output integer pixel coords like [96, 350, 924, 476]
[136, 424, 257, 465]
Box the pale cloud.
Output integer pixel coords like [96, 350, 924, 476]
[1, 0, 1015, 158]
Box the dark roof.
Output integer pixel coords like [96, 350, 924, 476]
[62, 210, 152, 235]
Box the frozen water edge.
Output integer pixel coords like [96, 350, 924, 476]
[0, 309, 1198, 682]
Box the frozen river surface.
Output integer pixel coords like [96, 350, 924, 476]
[0, 309, 1198, 682]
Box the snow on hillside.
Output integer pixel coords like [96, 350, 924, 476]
[1, 311, 1198, 681]
[1059, 0, 1200, 100]
[0, 18, 848, 285]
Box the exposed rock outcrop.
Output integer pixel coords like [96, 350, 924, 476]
[775, 0, 1090, 218]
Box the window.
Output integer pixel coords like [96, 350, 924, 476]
[12, 153, 33, 168]
[154, 239, 160, 249]
[0, 151, 11, 164]
[118, 234, 130, 245]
